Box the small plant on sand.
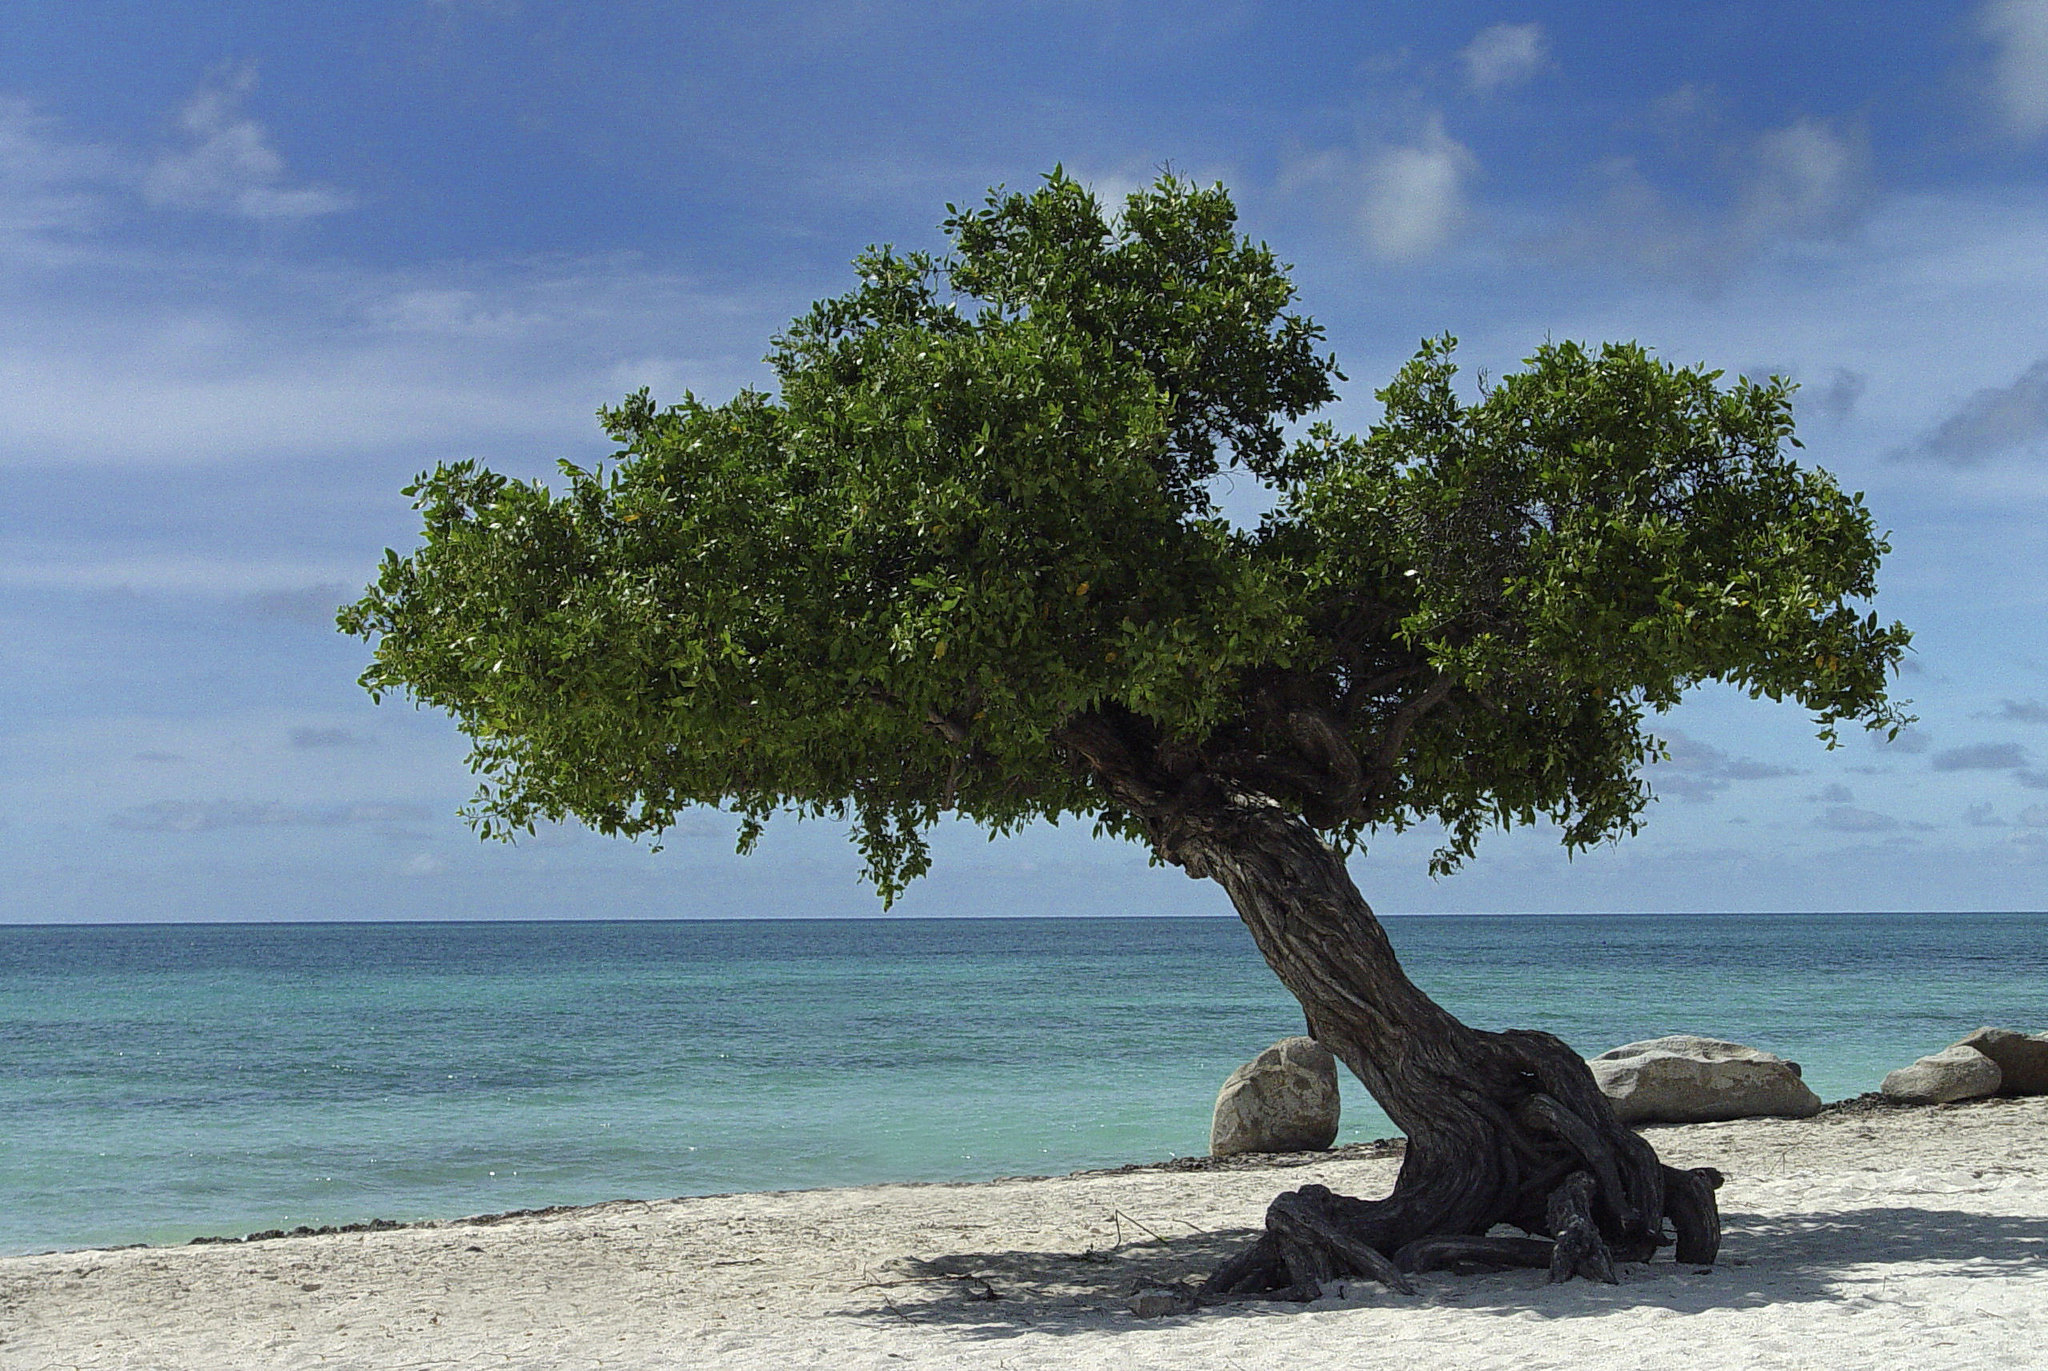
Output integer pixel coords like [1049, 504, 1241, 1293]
[342, 172, 1909, 1298]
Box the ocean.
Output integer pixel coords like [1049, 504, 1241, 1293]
[3, 912, 2044, 1257]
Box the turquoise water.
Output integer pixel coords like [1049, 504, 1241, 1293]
[2, 913, 2044, 1256]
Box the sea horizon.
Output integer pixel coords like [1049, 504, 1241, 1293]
[7, 906, 2048, 928]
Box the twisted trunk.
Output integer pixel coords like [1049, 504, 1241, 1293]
[1163, 800, 1722, 1299]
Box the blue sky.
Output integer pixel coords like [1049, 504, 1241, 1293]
[5, 0, 2048, 922]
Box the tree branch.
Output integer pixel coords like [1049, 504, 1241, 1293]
[1341, 663, 1427, 715]
[1052, 710, 1170, 812]
[1364, 673, 1454, 797]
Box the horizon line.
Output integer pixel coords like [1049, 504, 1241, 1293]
[4, 909, 2046, 930]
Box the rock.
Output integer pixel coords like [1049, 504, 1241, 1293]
[1954, 1027, 2048, 1096]
[1210, 1036, 1341, 1157]
[1881, 1044, 2003, 1104]
[1587, 1035, 1823, 1125]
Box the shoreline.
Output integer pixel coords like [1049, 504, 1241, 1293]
[16, 1137, 1418, 1262]
[19, 1096, 1925, 1262]
[5, 1096, 2044, 1370]
[0, 1095, 1931, 1262]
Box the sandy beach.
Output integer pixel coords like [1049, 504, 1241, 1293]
[4, 1096, 2045, 1370]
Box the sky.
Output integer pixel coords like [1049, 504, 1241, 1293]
[4, 0, 2048, 923]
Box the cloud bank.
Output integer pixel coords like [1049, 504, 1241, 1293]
[1650, 731, 1798, 802]
[1931, 742, 2030, 771]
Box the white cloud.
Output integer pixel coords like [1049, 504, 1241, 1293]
[142, 65, 350, 220]
[110, 799, 430, 832]
[1460, 23, 1548, 92]
[1740, 118, 1869, 240]
[290, 727, 372, 750]
[0, 551, 366, 593]
[371, 288, 551, 340]
[1982, 0, 2048, 140]
[1548, 117, 1870, 283]
[0, 108, 782, 471]
[1075, 169, 1151, 223]
[0, 253, 782, 468]
[0, 98, 123, 249]
[1360, 120, 1475, 260]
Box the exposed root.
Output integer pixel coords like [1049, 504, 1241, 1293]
[1522, 1094, 1626, 1213]
[1267, 1186, 1416, 1296]
[1392, 1234, 1554, 1274]
[1202, 1146, 1723, 1303]
[1198, 1038, 1725, 1302]
[1663, 1164, 1726, 1266]
[1545, 1171, 1617, 1284]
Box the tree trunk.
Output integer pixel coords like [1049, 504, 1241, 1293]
[1163, 799, 1723, 1299]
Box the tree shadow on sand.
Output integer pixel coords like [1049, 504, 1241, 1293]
[846, 1204, 2048, 1341]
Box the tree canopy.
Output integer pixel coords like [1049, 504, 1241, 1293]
[341, 171, 1911, 899]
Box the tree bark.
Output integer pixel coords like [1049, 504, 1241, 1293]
[1155, 797, 1723, 1299]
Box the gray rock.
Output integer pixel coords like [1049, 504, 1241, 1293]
[1587, 1035, 1823, 1125]
[1210, 1036, 1341, 1157]
[1955, 1027, 2048, 1096]
[1881, 1044, 2003, 1104]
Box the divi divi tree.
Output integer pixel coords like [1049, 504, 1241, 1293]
[343, 173, 1910, 1297]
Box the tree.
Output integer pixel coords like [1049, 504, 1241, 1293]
[341, 171, 1910, 1297]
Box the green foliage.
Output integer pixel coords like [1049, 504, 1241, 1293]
[341, 171, 1910, 900]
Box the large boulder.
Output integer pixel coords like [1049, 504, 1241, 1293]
[1587, 1035, 1823, 1125]
[1210, 1036, 1341, 1157]
[1881, 1044, 2002, 1104]
[1955, 1027, 2048, 1096]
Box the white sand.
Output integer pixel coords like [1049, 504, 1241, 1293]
[5, 1097, 2046, 1370]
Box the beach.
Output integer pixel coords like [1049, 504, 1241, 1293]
[4, 1095, 2044, 1370]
